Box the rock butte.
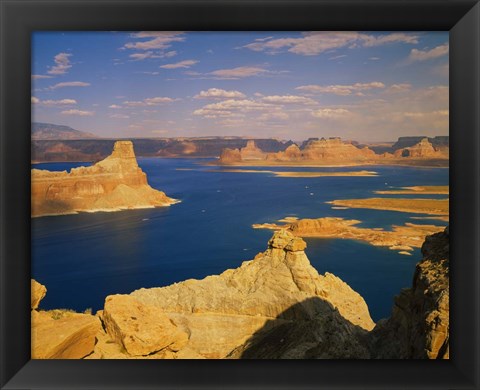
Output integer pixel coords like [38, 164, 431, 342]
[218, 137, 448, 167]
[32, 227, 449, 359]
[31, 141, 178, 217]
[253, 217, 445, 254]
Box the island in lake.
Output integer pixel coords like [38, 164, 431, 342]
[31, 141, 177, 217]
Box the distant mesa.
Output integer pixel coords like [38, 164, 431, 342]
[31, 227, 449, 359]
[31, 140, 178, 217]
[393, 137, 448, 159]
[219, 140, 267, 163]
[32, 122, 98, 140]
[218, 136, 449, 166]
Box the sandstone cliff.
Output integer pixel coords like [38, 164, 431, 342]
[91, 230, 374, 359]
[369, 226, 449, 359]
[31, 140, 178, 217]
[394, 138, 448, 159]
[219, 140, 267, 163]
[218, 136, 449, 166]
[31, 280, 101, 359]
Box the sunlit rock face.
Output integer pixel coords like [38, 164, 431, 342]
[30, 279, 101, 359]
[31, 140, 178, 217]
[393, 138, 448, 159]
[94, 230, 374, 359]
[369, 226, 449, 359]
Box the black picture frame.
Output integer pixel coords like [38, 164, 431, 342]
[1, 0, 479, 389]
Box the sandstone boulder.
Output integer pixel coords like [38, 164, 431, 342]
[31, 279, 47, 310]
[102, 295, 189, 356]
[31, 310, 101, 359]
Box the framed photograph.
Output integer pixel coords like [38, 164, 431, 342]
[1, 0, 479, 389]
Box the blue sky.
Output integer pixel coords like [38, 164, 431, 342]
[32, 31, 448, 142]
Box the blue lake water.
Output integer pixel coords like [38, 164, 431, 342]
[31, 159, 449, 321]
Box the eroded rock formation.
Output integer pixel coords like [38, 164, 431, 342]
[31, 280, 101, 359]
[90, 230, 374, 359]
[219, 140, 267, 163]
[253, 217, 445, 254]
[31, 140, 178, 217]
[218, 136, 449, 166]
[394, 138, 449, 159]
[369, 226, 449, 359]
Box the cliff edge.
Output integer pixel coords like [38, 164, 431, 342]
[31, 140, 178, 217]
[369, 226, 449, 358]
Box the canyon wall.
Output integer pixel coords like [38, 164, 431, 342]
[218, 137, 448, 165]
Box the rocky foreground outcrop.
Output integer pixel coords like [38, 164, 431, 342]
[31, 281, 101, 359]
[93, 230, 374, 359]
[31, 227, 449, 359]
[31, 140, 177, 217]
[369, 226, 449, 358]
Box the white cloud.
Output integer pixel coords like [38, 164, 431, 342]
[194, 88, 246, 99]
[49, 81, 91, 89]
[124, 32, 185, 51]
[296, 82, 385, 95]
[261, 95, 317, 105]
[242, 32, 419, 56]
[32, 97, 77, 106]
[209, 66, 268, 79]
[387, 83, 412, 93]
[110, 114, 130, 119]
[407, 43, 449, 63]
[259, 111, 289, 121]
[193, 99, 278, 119]
[109, 104, 122, 109]
[61, 109, 94, 116]
[360, 33, 419, 47]
[41, 99, 77, 106]
[129, 51, 159, 61]
[32, 75, 53, 80]
[311, 108, 351, 119]
[122, 96, 176, 107]
[160, 60, 198, 69]
[47, 52, 72, 75]
[329, 54, 347, 60]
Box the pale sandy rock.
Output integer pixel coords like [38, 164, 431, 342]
[254, 217, 444, 253]
[102, 295, 188, 356]
[218, 148, 242, 163]
[394, 138, 446, 159]
[31, 140, 177, 217]
[117, 230, 375, 358]
[239, 140, 266, 160]
[31, 310, 101, 359]
[31, 279, 47, 310]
